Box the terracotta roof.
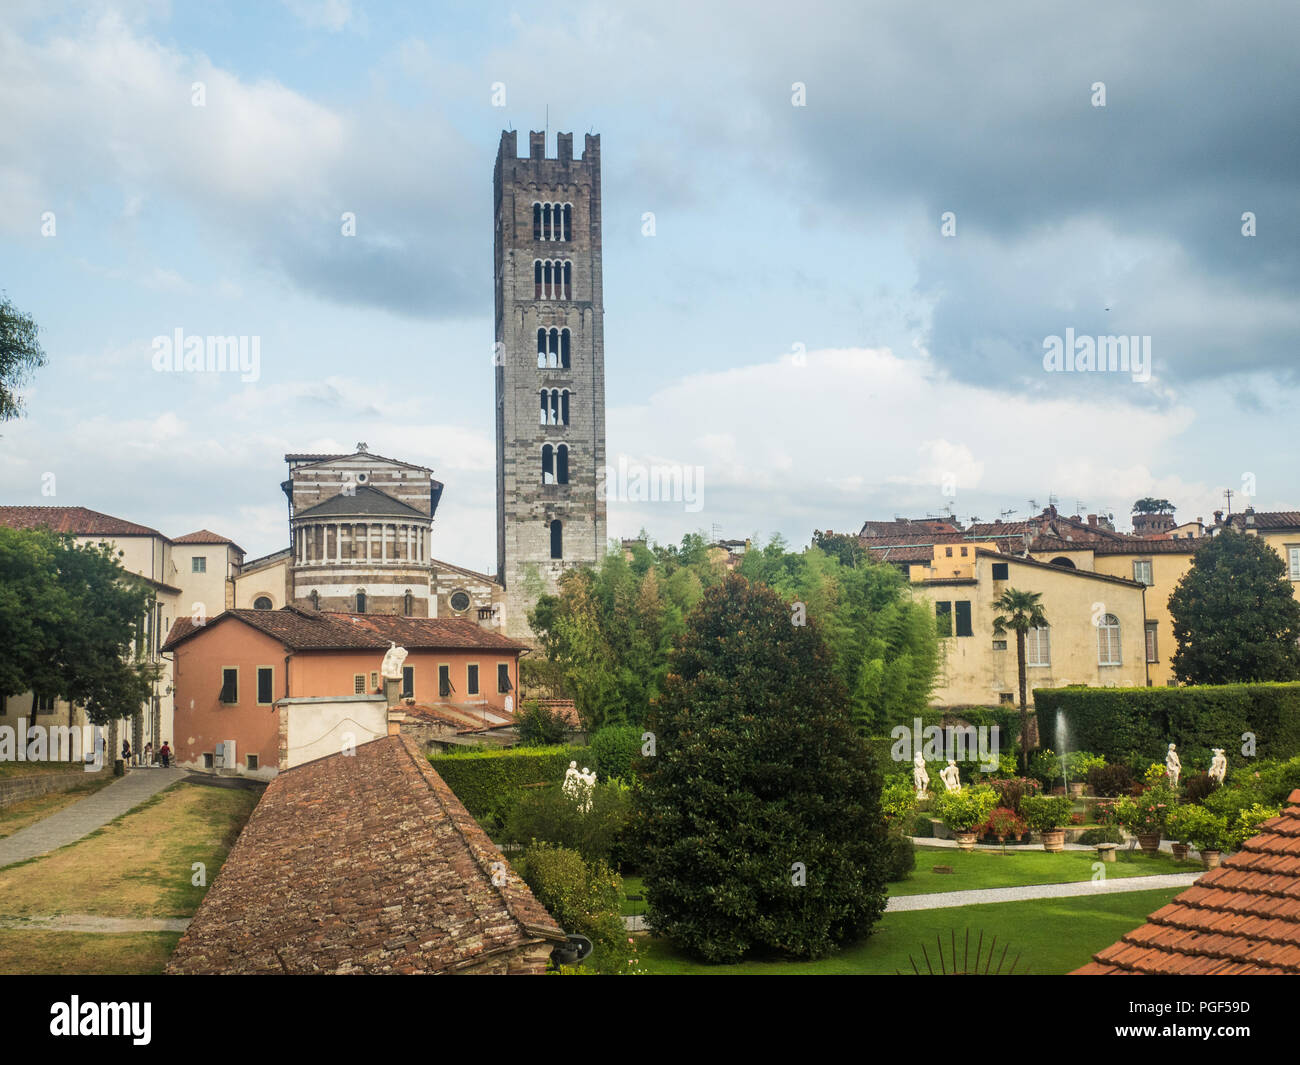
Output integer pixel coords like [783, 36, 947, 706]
[162, 606, 529, 653]
[166, 735, 565, 974]
[1092, 537, 1200, 555]
[0, 505, 163, 538]
[1223, 511, 1300, 531]
[173, 529, 239, 546]
[285, 450, 433, 473]
[395, 701, 516, 731]
[1074, 790, 1300, 975]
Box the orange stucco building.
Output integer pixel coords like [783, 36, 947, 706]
[163, 607, 528, 777]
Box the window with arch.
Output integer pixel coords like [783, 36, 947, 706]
[535, 327, 572, 369]
[253, 596, 273, 610]
[355, 589, 367, 614]
[550, 519, 562, 559]
[1097, 614, 1121, 665]
[542, 444, 555, 484]
[533, 202, 542, 241]
[532, 201, 573, 242]
[403, 589, 413, 616]
[538, 388, 571, 426]
[533, 259, 572, 300]
[556, 443, 569, 484]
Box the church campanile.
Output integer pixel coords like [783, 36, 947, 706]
[494, 130, 607, 639]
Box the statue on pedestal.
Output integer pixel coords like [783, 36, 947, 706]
[562, 760, 597, 813]
[1165, 743, 1182, 789]
[913, 751, 931, 799]
[1208, 748, 1228, 785]
[380, 641, 408, 680]
[939, 759, 961, 793]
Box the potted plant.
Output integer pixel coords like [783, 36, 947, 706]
[1065, 752, 1105, 797]
[1020, 794, 1073, 851]
[1172, 804, 1232, 869]
[1114, 783, 1175, 855]
[935, 785, 997, 851]
[1163, 804, 1196, 861]
[981, 806, 1027, 849]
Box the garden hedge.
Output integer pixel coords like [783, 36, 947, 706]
[1034, 682, 1300, 769]
[428, 745, 583, 827]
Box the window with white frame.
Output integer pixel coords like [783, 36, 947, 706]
[1026, 625, 1051, 667]
[1132, 560, 1153, 585]
[1098, 614, 1122, 665]
[1288, 545, 1300, 580]
[1145, 622, 1159, 664]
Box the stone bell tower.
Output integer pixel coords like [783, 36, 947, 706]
[494, 129, 607, 639]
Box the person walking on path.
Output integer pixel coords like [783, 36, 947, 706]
[158, 741, 171, 768]
[121, 739, 132, 767]
[143, 742, 153, 767]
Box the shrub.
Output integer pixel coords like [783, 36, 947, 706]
[503, 779, 634, 867]
[1019, 794, 1073, 832]
[1087, 763, 1134, 798]
[516, 701, 571, 746]
[589, 724, 643, 783]
[1163, 804, 1230, 853]
[880, 779, 918, 824]
[519, 843, 629, 974]
[989, 776, 1041, 813]
[1229, 803, 1281, 849]
[1077, 825, 1124, 845]
[1113, 783, 1177, 836]
[912, 813, 934, 838]
[1035, 683, 1300, 766]
[428, 745, 581, 831]
[1142, 762, 1169, 788]
[882, 829, 916, 882]
[1027, 749, 1060, 788]
[934, 784, 997, 833]
[1182, 772, 1218, 806]
[1065, 751, 1106, 780]
[636, 575, 889, 962]
[981, 806, 1027, 841]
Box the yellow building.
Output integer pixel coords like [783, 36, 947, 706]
[1027, 536, 1198, 687]
[908, 545, 1148, 708]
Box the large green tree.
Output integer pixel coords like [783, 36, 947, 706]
[1168, 529, 1300, 684]
[636, 574, 889, 962]
[0, 295, 47, 422]
[0, 527, 158, 724]
[992, 587, 1048, 771]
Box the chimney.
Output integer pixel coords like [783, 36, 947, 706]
[383, 676, 400, 705]
[1213, 509, 1223, 524]
[1087, 514, 1097, 527]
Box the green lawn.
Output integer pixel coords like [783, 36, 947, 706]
[892, 844, 1200, 896]
[631, 887, 1181, 974]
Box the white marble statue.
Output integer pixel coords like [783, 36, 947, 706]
[380, 641, 408, 680]
[562, 760, 597, 813]
[1165, 743, 1182, 789]
[913, 751, 931, 799]
[1208, 748, 1227, 785]
[939, 759, 961, 793]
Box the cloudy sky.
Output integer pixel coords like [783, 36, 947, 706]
[2, 1, 1298, 569]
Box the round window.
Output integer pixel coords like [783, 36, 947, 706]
[253, 596, 273, 610]
[449, 590, 471, 612]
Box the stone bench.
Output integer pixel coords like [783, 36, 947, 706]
[1095, 843, 1118, 863]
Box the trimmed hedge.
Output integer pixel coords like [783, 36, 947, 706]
[1035, 683, 1300, 769]
[428, 745, 584, 828]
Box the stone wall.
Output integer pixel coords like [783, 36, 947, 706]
[0, 767, 108, 810]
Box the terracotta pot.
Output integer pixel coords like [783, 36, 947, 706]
[1200, 850, 1222, 870]
[954, 831, 977, 851]
[1136, 832, 1161, 855]
[1171, 843, 1189, 861]
[1040, 828, 1066, 852]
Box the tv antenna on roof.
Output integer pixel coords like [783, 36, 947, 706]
[1000, 508, 1017, 520]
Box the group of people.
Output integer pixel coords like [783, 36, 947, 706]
[119, 739, 171, 768]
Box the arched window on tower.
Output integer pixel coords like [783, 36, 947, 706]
[542, 203, 552, 241]
[355, 589, 367, 614]
[544, 260, 555, 299]
[548, 328, 559, 367]
[563, 260, 572, 299]
[533, 260, 542, 299]
[541, 444, 555, 484]
[532, 203, 541, 241]
[550, 389, 560, 425]
[560, 328, 570, 368]
[556, 443, 569, 484]
[539, 390, 548, 425]
[537, 327, 546, 368]
[550, 519, 563, 559]
[561, 389, 570, 425]
[563, 203, 572, 242]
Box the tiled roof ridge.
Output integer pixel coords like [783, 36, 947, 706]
[395, 735, 565, 942]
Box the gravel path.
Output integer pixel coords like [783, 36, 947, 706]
[884, 872, 1201, 912]
[0, 915, 190, 933]
[0, 767, 185, 870]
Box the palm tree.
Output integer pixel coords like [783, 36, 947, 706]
[992, 588, 1049, 772]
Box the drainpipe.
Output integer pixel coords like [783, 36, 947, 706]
[1141, 584, 1150, 688]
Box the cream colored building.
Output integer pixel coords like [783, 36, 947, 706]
[908, 545, 1149, 708]
[0, 506, 243, 755]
